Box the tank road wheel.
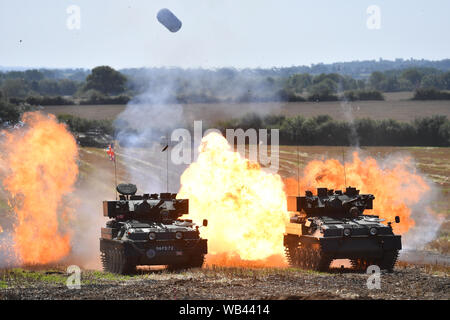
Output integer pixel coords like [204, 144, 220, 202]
[113, 248, 136, 275]
[377, 250, 399, 273]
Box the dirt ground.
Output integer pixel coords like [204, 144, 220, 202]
[1, 263, 448, 300]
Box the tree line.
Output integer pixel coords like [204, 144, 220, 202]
[1, 65, 450, 107]
[0, 66, 127, 105]
[48, 112, 450, 147]
[216, 114, 450, 147]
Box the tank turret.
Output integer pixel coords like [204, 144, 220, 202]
[103, 183, 189, 222]
[287, 187, 374, 218]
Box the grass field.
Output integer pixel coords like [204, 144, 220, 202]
[41, 92, 450, 124]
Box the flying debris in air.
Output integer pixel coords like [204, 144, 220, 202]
[157, 8, 182, 33]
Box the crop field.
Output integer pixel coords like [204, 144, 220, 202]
[41, 92, 450, 124]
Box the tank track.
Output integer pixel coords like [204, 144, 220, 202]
[284, 245, 299, 267]
[101, 245, 136, 275]
[350, 249, 399, 272]
[379, 249, 399, 272]
[285, 242, 331, 272]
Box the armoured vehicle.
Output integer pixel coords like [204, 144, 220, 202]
[284, 187, 401, 272]
[100, 183, 208, 274]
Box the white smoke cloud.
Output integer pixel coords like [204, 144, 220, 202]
[0, 230, 20, 268]
[114, 70, 186, 194]
[371, 151, 443, 250]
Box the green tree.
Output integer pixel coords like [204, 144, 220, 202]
[287, 74, 312, 93]
[24, 69, 44, 81]
[1, 78, 29, 97]
[37, 79, 60, 95]
[84, 66, 127, 95]
[421, 74, 444, 89]
[441, 72, 450, 90]
[309, 78, 337, 97]
[58, 79, 80, 95]
[369, 71, 385, 90]
[0, 95, 21, 123]
[401, 68, 423, 88]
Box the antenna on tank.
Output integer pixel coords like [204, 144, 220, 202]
[161, 133, 170, 193]
[106, 142, 118, 200]
[342, 147, 347, 189]
[166, 133, 169, 193]
[297, 145, 300, 195]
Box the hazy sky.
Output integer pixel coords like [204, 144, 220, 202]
[1, 0, 449, 69]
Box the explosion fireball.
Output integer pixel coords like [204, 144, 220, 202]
[284, 151, 431, 234]
[178, 133, 289, 265]
[1, 112, 79, 265]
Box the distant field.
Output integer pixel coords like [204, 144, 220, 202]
[41, 91, 450, 124]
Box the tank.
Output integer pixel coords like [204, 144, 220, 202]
[283, 187, 402, 272]
[100, 183, 208, 274]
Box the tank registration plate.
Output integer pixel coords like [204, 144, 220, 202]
[156, 245, 175, 251]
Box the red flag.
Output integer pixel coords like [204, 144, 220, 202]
[106, 144, 115, 161]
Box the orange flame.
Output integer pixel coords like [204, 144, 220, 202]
[285, 151, 430, 234]
[178, 133, 289, 265]
[1, 112, 79, 264]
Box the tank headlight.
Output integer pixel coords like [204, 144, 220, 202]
[369, 227, 378, 236]
[343, 228, 352, 236]
[175, 232, 183, 240]
[149, 232, 157, 240]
